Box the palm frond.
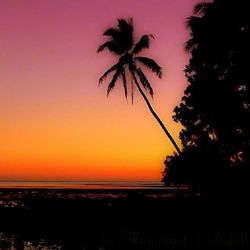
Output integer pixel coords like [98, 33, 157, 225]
[98, 18, 134, 55]
[185, 38, 197, 52]
[136, 68, 154, 97]
[103, 28, 121, 44]
[117, 18, 134, 52]
[121, 68, 128, 99]
[185, 16, 202, 29]
[118, 18, 134, 34]
[99, 63, 120, 85]
[132, 34, 154, 54]
[135, 56, 162, 78]
[103, 28, 119, 37]
[131, 72, 134, 104]
[107, 71, 119, 96]
[97, 41, 114, 53]
[193, 2, 211, 15]
[98, 41, 125, 54]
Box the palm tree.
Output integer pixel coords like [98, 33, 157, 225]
[97, 18, 181, 155]
[185, 1, 212, 52]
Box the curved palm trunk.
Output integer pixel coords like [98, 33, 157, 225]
[131, 72, 182, 155]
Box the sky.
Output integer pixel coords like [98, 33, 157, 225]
[0, 0, 199, 181]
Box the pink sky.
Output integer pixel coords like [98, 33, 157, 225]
[0, 0, 199, 181]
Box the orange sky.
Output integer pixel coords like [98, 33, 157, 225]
[0, 0, 198, 181]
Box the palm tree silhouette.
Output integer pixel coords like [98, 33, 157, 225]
[98, 18, 181, 155]
[185, 1, 212, 52]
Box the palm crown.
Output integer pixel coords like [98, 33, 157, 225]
[98, 18, 162, 100]
[98, 18, 181, 155]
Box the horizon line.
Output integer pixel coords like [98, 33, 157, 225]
[0, 179, 161, 182]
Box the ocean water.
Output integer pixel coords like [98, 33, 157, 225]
[0, 180, 167, 189]
[0, 180, 188, 249]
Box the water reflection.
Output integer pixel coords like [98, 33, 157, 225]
[0, 186, 189, 249]
[0, 181, 170, 190]
[0, 233, 63, 250]
[1, 185, 249, 249]
[0, 233, 63, 249]
[2, 220, 250, 249]
[0, 230, 189, 250]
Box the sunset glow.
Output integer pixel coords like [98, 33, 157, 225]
[0, 0, 199, 181]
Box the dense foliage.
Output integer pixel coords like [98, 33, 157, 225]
[163, 0, 250, 192]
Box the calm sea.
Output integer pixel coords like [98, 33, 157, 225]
[0, 180, 167, 189]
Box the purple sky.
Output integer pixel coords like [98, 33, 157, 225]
[0, 0, 200, 180]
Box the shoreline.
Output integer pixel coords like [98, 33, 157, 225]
[1, 188, 250, 249]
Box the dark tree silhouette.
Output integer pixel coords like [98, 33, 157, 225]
[98, 18, 181, 155]
[163, 0, 250, 192]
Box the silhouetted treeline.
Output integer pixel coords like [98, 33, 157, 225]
[163, 0, 250, 195]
